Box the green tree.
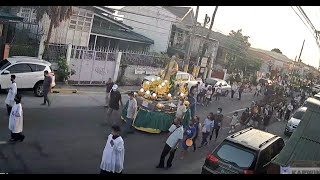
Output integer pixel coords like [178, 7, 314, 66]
[271, 48, 282, 54]
[34, 6, 73, 47]
[225, 29, 261, 74]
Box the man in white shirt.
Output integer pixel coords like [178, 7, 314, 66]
[176, 99, 187, 119]
[124, 92, 137, 135]
[215, 83, 222, 101]
[5, 75, 17, 116]
[8, 94, 25, 142]
[156, 118, 184, 169]
[100, 125, 125, 174]
[254, 83, 261, 97]
[231, 82, 238, 99]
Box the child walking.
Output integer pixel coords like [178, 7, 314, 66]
[8, 94, 25, 142]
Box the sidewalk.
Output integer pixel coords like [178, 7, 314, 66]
[54, 83, 140, 94]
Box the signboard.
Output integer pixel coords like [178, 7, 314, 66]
[200, 57, 208, 67]
[135, 68, 145, 74]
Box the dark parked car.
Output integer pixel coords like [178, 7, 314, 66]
[201, 128, 285, 174]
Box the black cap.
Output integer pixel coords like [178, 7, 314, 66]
[128, 91, 135, 96]
[111, 125, 121, 132]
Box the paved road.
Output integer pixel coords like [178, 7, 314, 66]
[0, 90, 287, 174]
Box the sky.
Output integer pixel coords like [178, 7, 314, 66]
[109, 6, 320, 68]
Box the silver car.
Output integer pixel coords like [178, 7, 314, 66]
[284, 107, 307, 136]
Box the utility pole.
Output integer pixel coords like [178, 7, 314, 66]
[184, 6, 199, 72]
[198, 6, 219, 79]
[298, 39, 305, 62]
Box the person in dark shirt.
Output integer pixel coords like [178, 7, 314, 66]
[210, 107, 223, 141]
[187, 93, 196, 118]
[105, 78, 114, 107]
[106, 84, 123, 125]
[41, 71, 52, 106]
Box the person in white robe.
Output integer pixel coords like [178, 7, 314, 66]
[100, 125, 125, 174]
[8, 94, 25, 142]
[5, 75, 17, 115]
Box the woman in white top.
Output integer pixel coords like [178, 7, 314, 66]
[5, 75, 17, 115]
[204, 86, 213, 107]
[100, 125, 125, 174]
[8, 94, 25, 142]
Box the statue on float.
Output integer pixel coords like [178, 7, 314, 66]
[162, 55, 179, 93]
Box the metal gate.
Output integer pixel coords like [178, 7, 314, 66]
[68, 46, 117, 85]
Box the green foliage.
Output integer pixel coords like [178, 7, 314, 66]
[271, 48, 282, 54]
[57, 57, 75, 82]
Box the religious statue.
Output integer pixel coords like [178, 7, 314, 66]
[162, 55, 179, 93]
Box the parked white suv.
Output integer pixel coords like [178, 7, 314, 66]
[0, 57, 56, 97]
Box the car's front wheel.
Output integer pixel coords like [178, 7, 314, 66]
[34, 82, 44, 97]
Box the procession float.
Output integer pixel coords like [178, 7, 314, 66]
[121, 56, 192, 133]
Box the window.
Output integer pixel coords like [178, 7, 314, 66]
[7, 64, 32, 74]
[215, 142, 256, 169]
[293, 110, 305, 119]
[176, 74, 189, 81]
[68, 8, 92, 32]
[28, 64, 46, 72]
[19, 7, 37, 23]
[257, 140, 283, 169]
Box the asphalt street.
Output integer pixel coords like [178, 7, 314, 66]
[0, 90, 288, 174]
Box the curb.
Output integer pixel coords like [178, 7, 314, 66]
[52, 89, 78, 94]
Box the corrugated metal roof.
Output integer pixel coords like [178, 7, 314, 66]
[91, 26, 154, 44]
[273, 104, 320, 166]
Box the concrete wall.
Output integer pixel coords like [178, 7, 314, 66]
[118, 65, 163, 86]
[120, 6, 178, 53]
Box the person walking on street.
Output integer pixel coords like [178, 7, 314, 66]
[210, 108, 223, 141]
[284, 103, 293, 121]
[238, 83, 244, 100]
[124, 92, 137, 135]
[215, 84, 222, 101]
[180, 121, 196, 159]
[5, 75, 17, 115]
[100, 125, 124, 174]
[105, 78, 114, 108]
[188, 93, 196, 118]
[229, 112, 239, 134]
[156, 118, 184, 169]
[192, 116, 201, 152]
[176, 99, 187, 119]
[8, 94, 25, 142]
[254, 83, 261, 97]
[198, 113, 214, 148]
[41, 71, 53, 106]
[231, 82, 237, 99]
[205, 86, 213, 107]
[106, 84, 123, 125]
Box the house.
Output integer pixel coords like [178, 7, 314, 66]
[9, 6, 154, 60]
[119, 6, 195, 57]
[270, 98, 320, 174]
[0, 10, 23, 59]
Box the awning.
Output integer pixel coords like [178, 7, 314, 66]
[0, 11, 24, 23]
[91, 26, 154, 45]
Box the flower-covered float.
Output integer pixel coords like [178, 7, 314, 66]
[121, 56, 192, 134]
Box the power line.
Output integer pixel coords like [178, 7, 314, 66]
[291, 6, 319, 45]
